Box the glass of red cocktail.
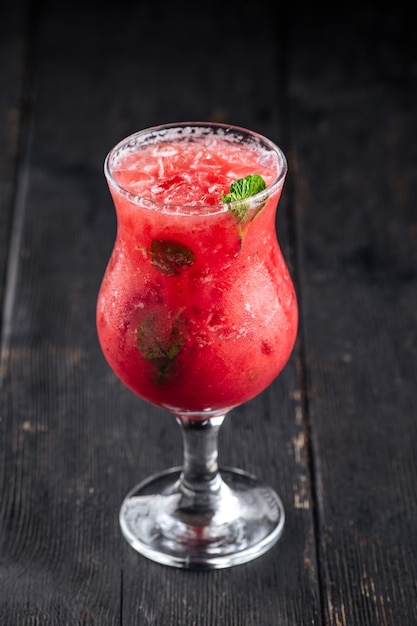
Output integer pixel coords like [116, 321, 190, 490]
[97, 122, 298, 568]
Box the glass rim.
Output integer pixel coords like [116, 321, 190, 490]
[104, 121, 288, 215]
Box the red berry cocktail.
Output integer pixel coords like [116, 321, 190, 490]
[97, 122, 298, 568]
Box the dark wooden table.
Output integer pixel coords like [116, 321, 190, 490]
[1, 0, 416, 623]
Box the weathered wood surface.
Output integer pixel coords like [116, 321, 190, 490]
[287, 5, 417, 624]
[0, 0, 416, 624]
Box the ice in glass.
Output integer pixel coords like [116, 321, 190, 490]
[97, 122, 298, 568]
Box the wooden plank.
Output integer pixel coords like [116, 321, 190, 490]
[0, 0, 321, 624]
[288, 4, 417, 624]
[0, 1, 28, 316]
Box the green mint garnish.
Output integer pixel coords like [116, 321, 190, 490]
[222, 174, 267, 223]
[149, 239, 195, 275]
[222, 173, 266, 203]
[136, 310, 186, 383]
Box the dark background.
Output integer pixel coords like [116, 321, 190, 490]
[1, 0, 416, 624]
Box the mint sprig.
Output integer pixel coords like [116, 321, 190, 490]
[222, 174, 267, 223]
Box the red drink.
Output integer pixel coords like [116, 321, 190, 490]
[99, 123, 298, 568]
[97, 124, 298, 414]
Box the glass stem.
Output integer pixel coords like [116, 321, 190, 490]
[176, 415, 226, 504]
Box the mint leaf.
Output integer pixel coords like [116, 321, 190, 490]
[222, 174, 267, 223]
[222, 174, 266, 204]
[136, 310, 187, 383]
[150, 239, 195, 275]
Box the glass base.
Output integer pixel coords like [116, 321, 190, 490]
[119, 467, 285, 569]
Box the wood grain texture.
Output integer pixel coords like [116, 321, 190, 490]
[1, 0, 416, 623]
[0, 1, 29, 319]
[0, 0, 320, 624]
[288, 4, 417, 625]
